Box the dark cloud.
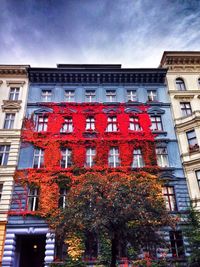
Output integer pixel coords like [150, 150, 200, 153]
[0, 0, 200, 67]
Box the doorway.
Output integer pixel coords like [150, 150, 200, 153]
[16, 234, 46, 267]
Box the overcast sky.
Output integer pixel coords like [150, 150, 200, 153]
[0, 0, 200, 68]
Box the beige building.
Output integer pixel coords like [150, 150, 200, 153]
[160, 52, 200, 207]
[0, 66, 29, 263]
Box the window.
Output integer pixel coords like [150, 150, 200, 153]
[156, 147, 169, 167]
[196, 170, 200, 188]
[106, 116, 118, 132]
[59, 188, 67, 208]
[176, 78, 186, 91]
[65, 90, 75, 102]
[0, 184, 3, 201]
[186, 130, 198, 150]
[9, 87, 20, 100]
[36, 115, 48, 132]
[129, 116, 141, 131]
[84, 232, 98, 259]
[4, 113, 15, 129]
[169, 231, 185, 258]
[108, 147, 120, 167]
[180, 102, 192, 117]
[86, 148, 96, 167]
[33, 148, 44, 168]
[60, 117, 73, 133]
[132, 149, 145, 168]
[61, 148, 72, 168]
[85, 90, 96, 102]
[106, 90, 116, 102]
[41, 90, 52, 102]
[27, 187, 39, 211]
[147, 90, 157, 101]
[150, 116, 163, 131]
[198, 78, 200, 87]
[162, 186, 177, 211]
[86, 117, 95, 131]
[0, 145, 10, 166]
[127, 90, 137, 102]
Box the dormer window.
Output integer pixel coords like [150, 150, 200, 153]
[176, 78, 186, 91]
[147, 90, 157, 101]
[9, 87, 19, 101]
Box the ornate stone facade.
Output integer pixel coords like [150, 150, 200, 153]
[160, 52, 200, 207]
[0, 66, 29, 264]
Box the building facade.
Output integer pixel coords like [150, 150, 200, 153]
[160, 52, 200, 208]
[2, 64, 189, 266]
[0, 66, 29, 264]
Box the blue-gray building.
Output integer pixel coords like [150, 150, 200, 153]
[2, 64, 189, 266]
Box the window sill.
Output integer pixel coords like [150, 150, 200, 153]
[152, 130, 167, 136]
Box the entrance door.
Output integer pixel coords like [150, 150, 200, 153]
[17, 235, 46, 267]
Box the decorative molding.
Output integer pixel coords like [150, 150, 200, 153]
[28, 68, 167, 84]
[0, 66, 28, 77]
[2, 100, 22, 112]
[6, 80, 26, 86]
[174, 94, 195, 100]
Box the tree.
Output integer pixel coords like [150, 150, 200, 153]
[186, 203, 200, 267]
[52, 170, 175, 267]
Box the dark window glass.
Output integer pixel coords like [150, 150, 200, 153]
[180, 102, 192, 116]
[169, 231, 185, 257]
[162, 186, 177, 211]
[176, 78, 186, 91]
[27, 188, 39, 211]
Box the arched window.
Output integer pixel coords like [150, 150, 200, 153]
[175, 78, 186, 91]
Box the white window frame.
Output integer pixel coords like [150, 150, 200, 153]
[132, 149, 145, 168]
[60, 118, 73, 133]
[65, 90, 75, 102]
[85, 90, 96, 102]
[0, 145, 10, 166]
[59, 188, 67, 208]
[156, 147, 169, 167]
[61, 148, 72, 168]
[41, 90, 52, 102]
[36, 115, 48, 132]
[27, 187, 39, 211]
[33, 148, 44, 168]
[108, 147, 120, 168]
[129, 116, 141, 131]
[106, 90, 116, 102]
[4, 113, 15, 129]
[9, 87, 20, 101]
[148, 90, 157, 101]
[162, 186, 177, 211]
[127, 90, 137, 102]
[150, 115, 163, 131]
[196, 170, 200, 188]
[86, 148, 96, 167]
[86, 117, 95, 130]
[106, 116, 118, 132]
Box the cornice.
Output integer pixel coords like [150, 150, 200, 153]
[1, 100, 22, 112]
[160, 51, 200, 72]
[0, 65, 29, 78]
[28, 68, 167, 84]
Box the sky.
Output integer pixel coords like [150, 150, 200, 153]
[0, 0, 200, 68]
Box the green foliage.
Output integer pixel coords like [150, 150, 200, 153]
[185, 204, 200, 266]
[98, 234, 112, 265]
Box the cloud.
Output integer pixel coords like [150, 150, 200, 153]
[0, 0, 200, 67]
